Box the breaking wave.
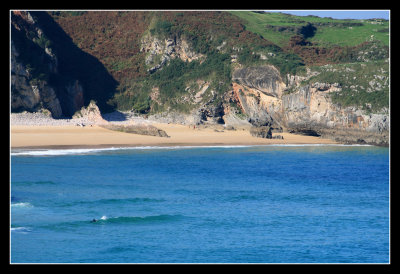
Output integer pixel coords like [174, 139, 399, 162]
[11, 144, 371, 156]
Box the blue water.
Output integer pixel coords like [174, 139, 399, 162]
[10, 145, 390, 263]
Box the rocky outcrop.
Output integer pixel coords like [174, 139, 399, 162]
[250, 126, 272, 138]
[140, 34, 204, 73]
[228, 65, 389, 146]
[11, 13, 63, 118]
[62, 80, 85, 117]
[281, 83, 389, 145]
[227, 82, 283, 128]
[100, 123, 170, 138]
[11, 11, 389, 146]
[11, 11, 85, 118]
[72, 100, 107, 124]
[232, 66, 286, 98]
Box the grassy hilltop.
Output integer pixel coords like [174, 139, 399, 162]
[229, 11, 389, 47]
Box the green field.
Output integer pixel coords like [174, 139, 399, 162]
[229, 11, 389, 47]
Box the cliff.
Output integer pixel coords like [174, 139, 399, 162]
[10, 10, 390, 146]
[11, 11, 118, 117]
[11, 11, 84, 117]
[228, 65, 389, 146]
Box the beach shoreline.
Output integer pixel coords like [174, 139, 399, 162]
[10, 111, 339, 150]
[10, 123, 338, 150]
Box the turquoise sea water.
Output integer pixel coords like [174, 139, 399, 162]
[10, 145, 390, 264]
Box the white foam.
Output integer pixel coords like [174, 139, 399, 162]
[10, 145, 251, 156]
[11, 147, 123, 156]
[100, 215, 107, 220]
[11, 227, 31, 232]
[11, 202, 33, 208]
[11, 144, 372, 156]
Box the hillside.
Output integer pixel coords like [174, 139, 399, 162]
[10, 10, 389, 145]
[229, 11, 389, 47]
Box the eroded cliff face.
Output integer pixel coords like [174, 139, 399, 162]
[140, 34, 205, 73]
[11, 12, 63, 117]
[227, 66, 389, 146]
[11, 11, 85, 118]
[232, 66, 285, 98]
[10, 11, 389, 146]
[281, 83, 389, 145]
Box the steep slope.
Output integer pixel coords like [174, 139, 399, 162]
[10, 10, 389, 145]
[11, 11, 118, 117]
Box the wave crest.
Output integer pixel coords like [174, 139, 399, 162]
[11, 202, 33, 208]
[11, 144, 373, 156]
[92, 214, 183, 224]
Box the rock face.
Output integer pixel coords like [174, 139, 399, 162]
[11, 13, 63, 117]
[228, 82, 283, 128]
[140, 34, 205, 73]
[72, 100, 107, 124]
[100, 123, 170, 138]
[281, 83, 389, 145]
[250, 126, 272, 139]
[232, 66, 285, 98]
[11, 11, 85, 118]
[11, 11, 389, 146]
[230, 67, 389, 146]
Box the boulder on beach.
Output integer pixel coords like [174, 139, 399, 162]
[72, 101, 108, 125]
[100, 123, 170, 138]
[250, 126, 272, 139]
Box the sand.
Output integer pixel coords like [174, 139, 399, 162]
[10, 123, 337, 149]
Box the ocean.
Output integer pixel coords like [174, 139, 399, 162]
[10, 145, 390, 264]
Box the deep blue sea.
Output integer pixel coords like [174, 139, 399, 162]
[10, 145, 390, 264]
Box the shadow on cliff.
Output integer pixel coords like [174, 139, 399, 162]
[32, 11, 118, 116]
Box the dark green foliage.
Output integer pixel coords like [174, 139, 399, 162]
[237, 46, 260, 65]
[132, 95, 151, 113]
[49, 11, 87, 18]
[237, 43, 305, 77]
[306, 61, 389, 112]
[268, 52, 305, 76]
[330, 88, 389, 113]
[150, 20, 173, 37]
[110, 50, 232, 113]
[186, 34, 211, 54]
[150, 51, 231, 104]
[35, 34, 53, 49]
[328, 41, 388, 63]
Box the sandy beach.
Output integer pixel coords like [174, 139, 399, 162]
[10, 122, 337, 149]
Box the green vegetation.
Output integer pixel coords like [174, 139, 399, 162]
[150, 20, 173, 37]
[110, 51, 232, 113]
[49, 11, 87, 18]
[229, 11, 389, 47]
[48, 10, 389, 115]
[305, 61, 389, 112]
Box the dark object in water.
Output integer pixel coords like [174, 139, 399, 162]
[90, 218, 97, 223]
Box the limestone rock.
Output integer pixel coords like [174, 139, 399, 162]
[100, 123, 169, 138]
[232, 66, 285, 98]
[250, 126, 272, 139]
[140, 34, 204, 73]
[73, 101, 107, 125]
